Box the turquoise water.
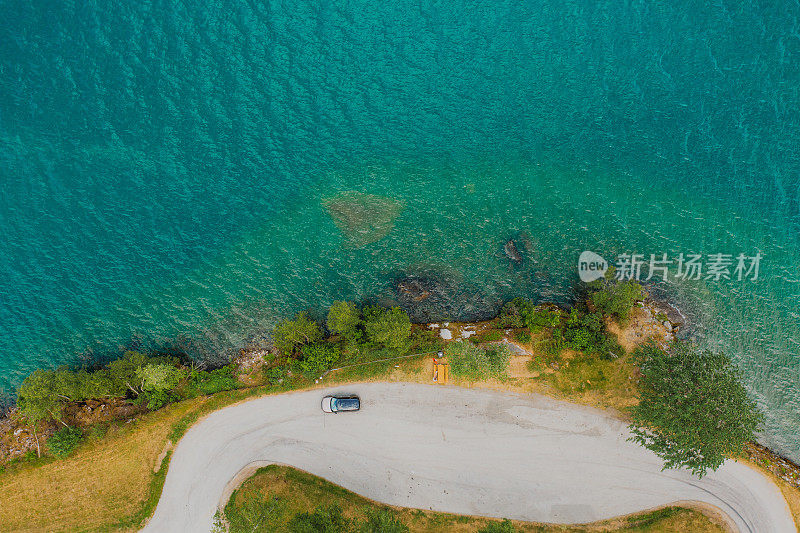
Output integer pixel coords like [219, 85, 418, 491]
[1, 1, 799, 460]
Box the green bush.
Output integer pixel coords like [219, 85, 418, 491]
[273, 312, 323, 355]
[327, 301, 363, 342]
[363, 306, 411, 352]
[264, 365, 288, 385]
[136, 363, 186, 393]
[138, 388, 181, 410]
[294, 343, 341, 377]
[47, 426, 84, 458]
[445, 342, 511, 380]
[629, 341, 763, 477]
[525, 307, 562, 332]
[499, 298, 535, 328]
[559, 309, 621, 359]
[513, 331, 531, 343]
[589, 279, 644, 323]
[190, 365, 240, 395]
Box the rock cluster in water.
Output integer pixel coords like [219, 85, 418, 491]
[393, 269, 502, 323]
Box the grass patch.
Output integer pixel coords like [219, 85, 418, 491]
[218, 464, 726, 533]
[445, 342, 511, 380]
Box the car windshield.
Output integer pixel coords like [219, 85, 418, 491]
[333, 398, 358, 410]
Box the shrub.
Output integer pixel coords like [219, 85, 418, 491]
[47, 426, 84, 458]
[559, 309, 621, 359]
[190, 365, 240, 395]
[629, 341, 763, 477]
[273, 312, 323, 355]
[139, 389, 181, 410]
[445, 342, 511, 380]
[264, 365, 288, 385]
[499, 298, 535, 328]
[136, 363, 186, 393]
[514, 331, 531, 343]
[363, 306, 411, 352]
[294, 343, 341, 377]
[525, 307, 562, 332]
[589, 279, 645, 323]
[327, 301, 363, 342]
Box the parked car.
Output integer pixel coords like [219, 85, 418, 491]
[321, 395, 360, 413]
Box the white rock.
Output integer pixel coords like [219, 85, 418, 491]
[461, 330, 475, 338]
[443, 322, 449, 327]
[429, 323, 440, 329]
[440, 328, 452, 340]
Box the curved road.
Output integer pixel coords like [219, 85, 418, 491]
[142, 383, 795, 532]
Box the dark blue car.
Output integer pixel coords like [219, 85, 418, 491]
[321, 395, 360, 413]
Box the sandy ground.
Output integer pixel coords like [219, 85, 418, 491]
[142, 383, 795, 533]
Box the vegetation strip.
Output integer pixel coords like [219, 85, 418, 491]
[0, 272, 795, 531]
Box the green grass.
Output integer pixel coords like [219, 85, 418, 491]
[219, 465, 726, 533]
[445, 342, 510, 380]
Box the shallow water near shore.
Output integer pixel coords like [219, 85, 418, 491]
[1, 1, 799, 460]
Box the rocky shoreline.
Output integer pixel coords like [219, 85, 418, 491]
[2, 294, 798, 496]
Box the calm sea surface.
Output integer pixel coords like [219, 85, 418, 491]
[1, 1, 798, 459]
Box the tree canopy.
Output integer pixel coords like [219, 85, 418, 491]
[326, 301, 362, 342]
[363, 306, 411, 351]
[588, 276, 645, 323]
[272, 312, 323, 355]
[629, 341, 763, 477]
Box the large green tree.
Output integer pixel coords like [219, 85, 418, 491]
[363, 306, 411, 351]
[629, 341, 763, 477]
[272, 312, 323, 355]
[588, 274, 644, 323]
[326, 301, 363, 342]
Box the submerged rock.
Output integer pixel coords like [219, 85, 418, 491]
[393, 269, 502, 322]
[322, 191, 403, 247]
[501, 230, 536, 266]
[503, 239, 523, 264]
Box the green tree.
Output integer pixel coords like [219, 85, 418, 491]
[273, 312, 323, 355]
[287, 504, 352, 533]
[327, 301, 363, 342]
[629, 341, 763, 477]
[47, 426, 84, 458]
[17, 369, 65, 426]
[136, 363, 186, 392]
[499, 298, 535, 328]
[135, 363, 186, 409]
[589, 278, 645, 323]
[107, 350, 151, 396]
[363, 306, 411, 351]
[478, 519, 517, 533]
